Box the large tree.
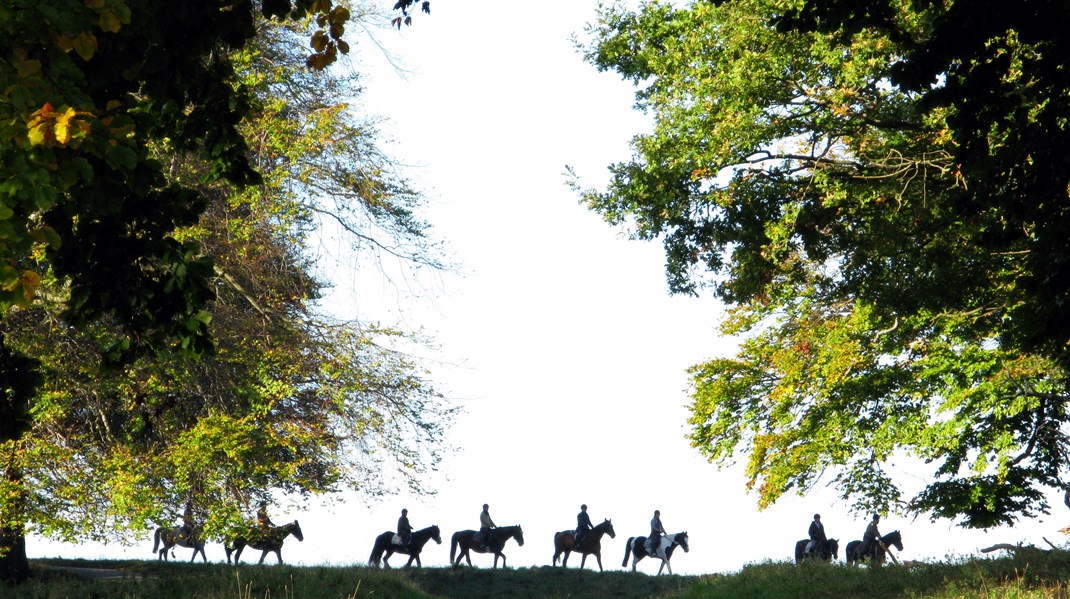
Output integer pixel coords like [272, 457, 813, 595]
[1, 0, 435, 582]
[580, 0, 1070, 528]
[5, 16, 453, 547]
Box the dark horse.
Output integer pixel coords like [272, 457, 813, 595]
[225, 520, 304, 564]
[152, 525, 207, 562]
[622, 531, 689, 575]
[846, 530, 903, 566]
[368, 525, 442, 568]
[552, 519, 616, 571]
[450, 525, 524, 568]
[794, 538, 839, 563]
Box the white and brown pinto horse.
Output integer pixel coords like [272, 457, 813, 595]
[622, 531, 689, 575]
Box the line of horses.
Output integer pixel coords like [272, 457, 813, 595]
[153, 521, 304, 565]
[151, 517, 690, 574]
[793, 530, 904, 566]
[152, 518, 901, 571]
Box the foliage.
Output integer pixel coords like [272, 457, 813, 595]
[1, 0, 441, 583]
[579, 0, 1070, 527]
[391, 0, 431, 29]
[2, 14, 454, 548]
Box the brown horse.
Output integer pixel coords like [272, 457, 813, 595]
[449, 525, 524, 568]
[152, 524, 207, 562]
[225, 520, 303, 564]
[552, 519, 615, 571]
[368, 525, 442, 568]
[846, 530, 903, 566]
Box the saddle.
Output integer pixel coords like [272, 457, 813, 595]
[645, 537, 659, 555]
[391, 534, 405, 546]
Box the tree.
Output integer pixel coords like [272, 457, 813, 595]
[1, 0, 431, 582]
[579, 0, 1070, 528]
[3, 7, 453, 548]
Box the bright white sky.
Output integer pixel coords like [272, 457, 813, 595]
[30, 0, 1068, 575]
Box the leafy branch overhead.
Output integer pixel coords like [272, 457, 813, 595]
[391, 0, 430, 29]
[581, 0, 1070, 528]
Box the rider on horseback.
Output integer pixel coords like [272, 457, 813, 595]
[857, 514, 881, 558]
[398, 508, 412, 547]
[648, 510, 666, 555]
[478, 503, 497, 549]
[179, 502, 196, 541]
[575, 504, 593, 545]
[805, 513, 826, 555]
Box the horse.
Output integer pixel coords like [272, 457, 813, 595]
[449, 525, 524, 568]
[552, 519, 616, 572]
[152, 525, 207, 562]
[794, 538, 839, 563]
[846, 530, 903, 566]
[224, 520, 304, 564]
[368, 525, 442, 568]
[622, 531, 689, 575]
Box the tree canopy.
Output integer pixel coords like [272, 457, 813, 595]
[580, 0, 1070, 528]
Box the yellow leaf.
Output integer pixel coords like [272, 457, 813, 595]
[19, 270, 41, 302]
[54, 107, 77, 145]
[72, 32, 97, 60]
[99, 11, 122, 33]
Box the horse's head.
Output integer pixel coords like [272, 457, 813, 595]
[675, 532, 689, 553]
[601, 519, 616, 539]
[514, 525, 524, 546]
[430, 525, 442, 544]
[886, 530, 903, 551]
[291, 520, 304, 542]
[828, 538, 839, 559]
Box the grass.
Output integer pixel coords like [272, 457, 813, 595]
[9, 550, 1070, 599]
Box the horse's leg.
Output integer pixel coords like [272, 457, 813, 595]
[275, 548, 283, 564]
[595, 552, 603, 573]
[580, 553, 588, 570]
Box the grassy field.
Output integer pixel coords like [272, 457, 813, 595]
[11, 550, 1070, 598]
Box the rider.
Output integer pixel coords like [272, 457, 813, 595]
[256, 501, 274, 532]
[479, 503, 497, 548]
[179, 501, 196, 540]
[805, 513, 826, 555]
[649, 509, 666, 555]
[397, 508, 412, 547]
[575, 504, 593, 545]
[858, 514, 881, 559]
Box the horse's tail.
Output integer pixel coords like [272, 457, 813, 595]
[152, 527, 161, 553]
[369, 537, 382, 566]
[450, 533, 459, 563]
[622, 537, 634, 567]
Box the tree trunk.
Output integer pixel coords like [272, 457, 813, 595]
[0, 527, 29, 584]
[1, 330, 38, 584]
